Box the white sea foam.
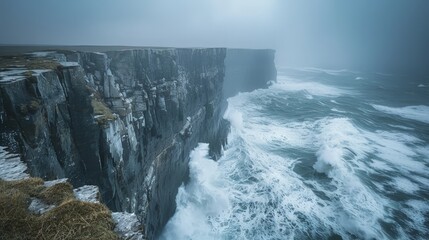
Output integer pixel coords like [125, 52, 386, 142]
[301, 67, 352, 76]
[161, 144, 229, 240]
[412, 175, 429, 189]
[313, 118, 363, 176]
[403, 200, 429, 234]
[392, 178, 420, 193]
[304, 93, 314, 99]
[165, 73, 429, 239]
[331, 108, 346, 113]
[369, 160, 394, 171]
[416, 146, 429, 163]
[387, 124, 413, 130]
[273, 77, 350, 97]
[223, 101, 243, 130]
[228, 92, 427, 237]
[309, 118, 391, 238]
[372, 104, 429, 124]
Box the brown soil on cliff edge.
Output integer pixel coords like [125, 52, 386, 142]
[0, 178, 118, 240]
[0, 55, 60, 70]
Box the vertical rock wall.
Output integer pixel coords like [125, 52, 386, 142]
[0, 47, 276, 239]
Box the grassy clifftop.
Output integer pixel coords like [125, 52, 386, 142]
[0, 178, 119, 240]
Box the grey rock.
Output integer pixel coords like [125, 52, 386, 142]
[112, 212, 145, 240]
[44, 178, 68, 187]
[0, 146, 29, 180]
[73, 185, 100, 203]
[28, 198, 55, 214]
[0, 47, 276, 239]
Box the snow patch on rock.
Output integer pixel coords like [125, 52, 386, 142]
[44, 178, 68, 187]
[73, 185, 100, 203]
[59, 61, 80, 67]
[112, 212, 145, 240]
[0, 146, 29, 180]
[28, 198, 55, 214]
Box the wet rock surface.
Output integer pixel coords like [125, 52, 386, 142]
[112, 212, 145, 240]
[0, 47, 276, 239]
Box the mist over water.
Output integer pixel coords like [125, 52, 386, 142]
[2, 0, 429, 74]
[0, 1, 428, 239]
[161, 68, 429, 239]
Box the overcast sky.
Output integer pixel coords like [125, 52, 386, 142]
[0, 0, 428, 72]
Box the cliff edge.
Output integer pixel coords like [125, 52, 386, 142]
[0, 47, 276, 239]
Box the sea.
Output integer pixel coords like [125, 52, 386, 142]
[161, 68, 429, 240]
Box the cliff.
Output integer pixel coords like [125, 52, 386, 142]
[0, 47, 276, 239]
[0, 146, 143, 240]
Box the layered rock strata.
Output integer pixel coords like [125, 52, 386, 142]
[0, 47, 276, 238]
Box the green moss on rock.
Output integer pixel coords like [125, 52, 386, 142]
[18, 99, 42, 115]
[0, 56, 60, 70]
[91, 98, 117, 125]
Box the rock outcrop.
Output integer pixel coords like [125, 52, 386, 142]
[0, 146, 144, 239]
[0, 47, 276, 239]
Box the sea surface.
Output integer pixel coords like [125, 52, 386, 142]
[161, 68, 429, 239]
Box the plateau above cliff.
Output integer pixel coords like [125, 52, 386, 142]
[0, 46, 276, 239]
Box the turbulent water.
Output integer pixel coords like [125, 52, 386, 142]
[161, 68, 429, 240]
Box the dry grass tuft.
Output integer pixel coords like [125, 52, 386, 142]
[91, 98, 117, 125]
[25, 58, 60, 70]
[0, 178, 119, 240]
[37, 200, 118, 240]
[0, 178, 45, 196]
[0, 56, 60, 71]
[0, 188, 34, 240]
[39, 182, 74, 205]
[0, 179, 42, 240]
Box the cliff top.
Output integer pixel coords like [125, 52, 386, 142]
[0, 51, 79, 84]
[0, 47, 274, 85]
[0, 45, 275, 57]
[0, 146, 144, 239]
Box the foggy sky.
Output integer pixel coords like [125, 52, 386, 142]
[1, 0, 428, 73]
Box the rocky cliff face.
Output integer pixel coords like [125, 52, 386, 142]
[0, 47, 276, 239]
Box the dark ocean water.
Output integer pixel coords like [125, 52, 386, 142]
[161, 68, 429, 239]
